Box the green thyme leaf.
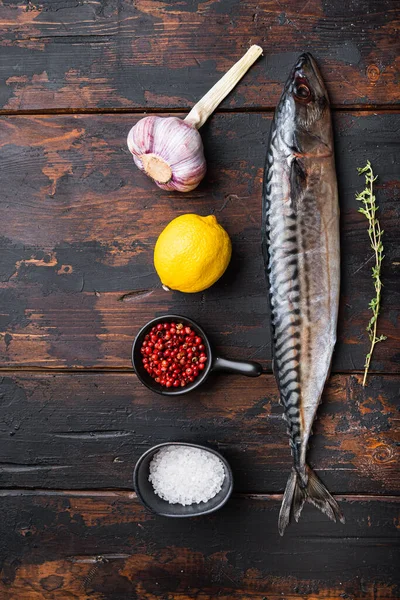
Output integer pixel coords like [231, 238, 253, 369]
[356, 161, 386, 386]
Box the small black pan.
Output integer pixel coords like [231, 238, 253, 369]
[132, 314, 263, 396]
[134, 441, 233, 517]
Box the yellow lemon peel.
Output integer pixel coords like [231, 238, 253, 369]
[154, 214, 232, 293]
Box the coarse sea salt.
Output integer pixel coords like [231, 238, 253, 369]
[149, 445, 225, 505]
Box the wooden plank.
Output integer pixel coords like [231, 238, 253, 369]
[0, 1, 399, 111]
[0, 112, 398, 371]
[0, 490, 398, 599]
[0, 373, 398, 493]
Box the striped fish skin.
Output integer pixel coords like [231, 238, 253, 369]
[262, 53, 343, 534]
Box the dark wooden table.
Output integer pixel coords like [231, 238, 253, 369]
[0, 1, 399, 598]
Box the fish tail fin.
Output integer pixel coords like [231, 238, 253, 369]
[278, 465, 345, 536]
[304, 465, 345, 525]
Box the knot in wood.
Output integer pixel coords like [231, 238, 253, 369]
[372, 444, 393, 463]
[367, 64, 380, 82]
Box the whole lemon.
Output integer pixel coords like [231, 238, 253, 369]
[154, 214, 232, 293]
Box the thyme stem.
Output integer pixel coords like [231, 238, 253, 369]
[356, 161, 386, 386]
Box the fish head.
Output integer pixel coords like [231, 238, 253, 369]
[279, 53, 332, 152]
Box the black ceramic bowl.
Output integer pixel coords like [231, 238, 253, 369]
[132, 314, 262, 396]
[133, 442, 233, 517]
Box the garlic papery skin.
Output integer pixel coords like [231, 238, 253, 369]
[127, 45, 262, 193]
[127, 116, 206, 192]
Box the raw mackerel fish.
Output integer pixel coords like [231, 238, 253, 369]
[262, 53, 344, 535]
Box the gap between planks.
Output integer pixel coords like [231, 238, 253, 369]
[0, 105, 399, 117]
[0, 489, 398, 502]
[0, 367, 396, 376]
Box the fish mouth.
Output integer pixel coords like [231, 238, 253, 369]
[295, 53, 324, 87]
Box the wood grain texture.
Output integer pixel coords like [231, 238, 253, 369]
[0, 0, 399, 112]
[0, 373, 398, 493]
[1, 2, 399, 598]
[0, 112, 398, 371]
[0, 490, 398, 600]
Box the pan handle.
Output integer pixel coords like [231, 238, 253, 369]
[211, 356, 263, 377]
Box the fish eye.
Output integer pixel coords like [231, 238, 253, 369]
[294, 83, 311, 100]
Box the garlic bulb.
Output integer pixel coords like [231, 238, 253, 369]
[127, 45, 263, 192]
[127, 116, 206, 192]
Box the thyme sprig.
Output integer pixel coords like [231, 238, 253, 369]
[356, 161, 386, 386]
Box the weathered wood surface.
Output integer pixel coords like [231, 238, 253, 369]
[0, 373, 398, 493]
[0, 1, 399, 598]
[0, 0, 399, 112]
[0, 490, 398, 600]
[1, 112, 398, 371]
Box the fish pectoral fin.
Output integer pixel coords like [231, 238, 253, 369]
[278, 465, 345, 536]
[289, 157, 307, 211]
